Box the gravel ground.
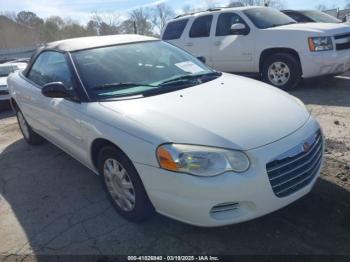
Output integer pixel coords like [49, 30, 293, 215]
[0, 75, 349, 256]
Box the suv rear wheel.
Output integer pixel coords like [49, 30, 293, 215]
[262, 53, 301, 90]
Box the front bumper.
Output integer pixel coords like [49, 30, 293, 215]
[301, 49, 350, 78]
[135, 117, 323, 227]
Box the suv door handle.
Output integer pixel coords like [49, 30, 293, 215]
[184, 42, 193, 47]
[214, 41, 221, 46]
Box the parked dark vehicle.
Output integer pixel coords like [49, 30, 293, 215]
[282, 10, 342, 23]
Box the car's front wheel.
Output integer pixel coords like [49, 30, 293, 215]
[262, 53, 301, 90]
[98, 146, 154, 222]
[16, 110, 44, 145]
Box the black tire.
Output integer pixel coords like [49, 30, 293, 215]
[16, 110, 44, 145]
[262, 53, 302, 90]
[98, 145, 154, 222]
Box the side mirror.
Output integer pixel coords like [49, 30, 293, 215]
[42, 82, 70, 98]
[197, 56, 206, 64]
[230, 23, 249, 35]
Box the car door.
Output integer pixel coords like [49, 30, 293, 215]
[181, 15, 214, 66]
[211, 12, 254, 73]
[24, 51, 88, 164]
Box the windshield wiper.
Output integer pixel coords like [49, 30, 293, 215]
[141, 72, 222, 97]
[92, 82, 158, 90]
[159, 71, 222, 86]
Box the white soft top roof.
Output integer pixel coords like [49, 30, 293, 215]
[43, 34, 159, 52]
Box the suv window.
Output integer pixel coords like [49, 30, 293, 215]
[189, 15, 213, 38]
[27, 51, 73, 90]
[163, 19, 189, 40]
[216, 13, 248, 36]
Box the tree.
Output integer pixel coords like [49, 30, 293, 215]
[315, 4, 337, 11]
[346, 0, 350, 9]
[0, 11, 17, 21]
[264, 0, 286, 9]
[181, 4, 202, 14]
[89, 12, 121, 35]
[228, 0, 285, 9]
[120, 19, 137, 34]
[129, 8, 153, 36]
[233, 0, 261, 6]
[86, 20, 99, 36]
[42, 17, 61, 41]
[205, 0, 219, 9]
[150, 3, 175, 31]
[16, 11, 43, 29]
[46, 16, 64, 30]
[315, 4, 328, 11]
[227, 2, 245, 7]
[61, 19, 92, 39]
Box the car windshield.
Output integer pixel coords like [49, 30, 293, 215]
[0, 66, 17, 77]
[301, 10, 342, 23]
[72, 41, 219, 100]
[243, 7, 297, 29]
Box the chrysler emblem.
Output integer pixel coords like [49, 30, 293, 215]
[303, 142, 311, 153]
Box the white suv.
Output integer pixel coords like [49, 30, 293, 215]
[162, 6, 350, 90]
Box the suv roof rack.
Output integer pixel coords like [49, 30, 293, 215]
[173, 6, 232, 19]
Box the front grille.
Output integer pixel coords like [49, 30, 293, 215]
[334, 32, 350, 51]
[334, 32, 350, 40]
[266, 131, 323, 198]
[0, 90, 9, 95]
[336, 42, 350, 51]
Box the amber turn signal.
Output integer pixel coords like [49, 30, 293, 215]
[156, 146, 178, 171]
[308, 38, 316, 52]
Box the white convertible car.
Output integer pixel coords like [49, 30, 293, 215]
[7, 35, 324, 227]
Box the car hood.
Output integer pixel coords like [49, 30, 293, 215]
[99, 73, 310, 150]
[272, 22, 350, 35]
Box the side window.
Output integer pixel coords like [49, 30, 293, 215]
[189, 15, 213, 38]
[216, 13, 247, 36]
[163, 19, 189, 40]
[27, 51, 73, 90]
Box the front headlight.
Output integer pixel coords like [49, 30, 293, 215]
[156, 144, 250, 176]
[308, 36, 333, 52]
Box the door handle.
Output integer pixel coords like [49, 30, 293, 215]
[184, 42, 194, 47]
[214, 41, 221, 46]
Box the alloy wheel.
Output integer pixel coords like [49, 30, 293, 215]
[268, 61, 291, 86]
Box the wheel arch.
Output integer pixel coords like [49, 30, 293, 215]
[90, 138, 129, 172]
[259, 48, 303, 75]
[10, 97, 19, 113]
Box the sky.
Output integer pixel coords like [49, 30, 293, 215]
[0, 0, 348, 24]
